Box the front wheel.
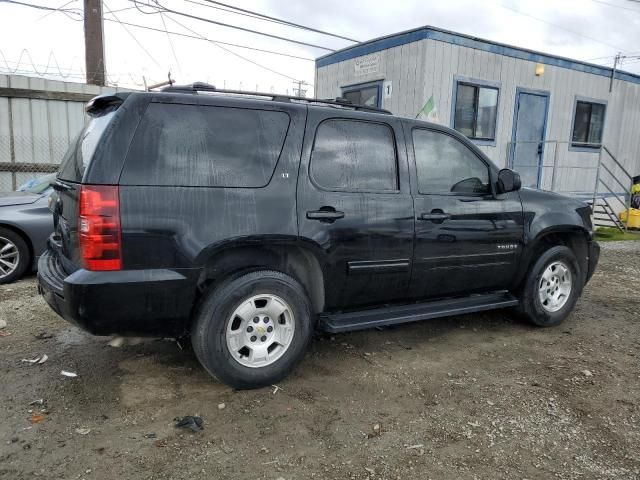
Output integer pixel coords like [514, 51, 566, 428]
[191, 270, 314, 389]
[519, 245, 582, 327]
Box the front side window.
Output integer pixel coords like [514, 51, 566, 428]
[413, 129, 490, 195]
[310, 119, 398, 191]
[121, 103, 290, 187]
[453, 83, 498, 141]
[342, 84, 380, 108]
[572, 100, 606, 148]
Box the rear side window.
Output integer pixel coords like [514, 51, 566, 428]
[310, 119, 398, 191]
[58, 110, 116, 182]
[121, 103, 290, 187]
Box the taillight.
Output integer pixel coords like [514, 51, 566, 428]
[78, 185, 122, 271]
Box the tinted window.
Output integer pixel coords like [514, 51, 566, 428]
[413, 129, 489, 195]
[572, 100, 605, 147]
[58, 110, 116, 182]
[121, 103, 289, 187]
[453, 83, 498, 141]
[310, 119, 397, 191]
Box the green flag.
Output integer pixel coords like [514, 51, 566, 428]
[416, 95, 438, 122]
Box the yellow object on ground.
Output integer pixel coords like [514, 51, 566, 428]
[619, 208, 640, 229]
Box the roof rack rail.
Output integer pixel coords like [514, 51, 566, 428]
[160, 82, 392, 114]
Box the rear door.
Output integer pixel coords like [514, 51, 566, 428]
[296, 110, 414, 310]
[407, 126, 524, 299]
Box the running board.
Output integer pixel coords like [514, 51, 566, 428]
[319, 292, 519, 333]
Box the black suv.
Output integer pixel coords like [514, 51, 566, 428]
[38, 84, 599, 389]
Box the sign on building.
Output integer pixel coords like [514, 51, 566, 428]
[354, 53, 380, 77]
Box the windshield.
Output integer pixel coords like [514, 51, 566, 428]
[17, 173, 57, 194]
[58, 110, 116, 182]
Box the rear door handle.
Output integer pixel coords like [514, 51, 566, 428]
[306, 209, 345, 221]
[419, 212, 451, 221]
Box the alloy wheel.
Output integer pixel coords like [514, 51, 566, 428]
[0, 237, 20, 279]
[538, 261, 572, 313]
[225, 294, 295, 368]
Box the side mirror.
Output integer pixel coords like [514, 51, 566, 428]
[497, 169, 521, 193]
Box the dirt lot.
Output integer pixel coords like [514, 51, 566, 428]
[1, 242, 639, 480]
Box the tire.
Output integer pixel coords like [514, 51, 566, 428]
[0, 227, 30, 284]
[519, 245, 582, 327]
[191, 270, 314, 389]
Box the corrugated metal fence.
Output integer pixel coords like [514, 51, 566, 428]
[0, 74, 122, 191]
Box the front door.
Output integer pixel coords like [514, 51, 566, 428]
[407, 126, 524, 300]
[511, 90, 550, 188]
[297, 111, 414, 310]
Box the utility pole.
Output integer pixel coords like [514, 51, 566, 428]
[610, 52, 621, 93]
[293, 80, 308, 97]
[84, 0, 106, 86]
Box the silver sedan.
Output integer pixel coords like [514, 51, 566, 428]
[0, 173, 55, 283]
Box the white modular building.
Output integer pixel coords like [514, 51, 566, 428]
[315, 26, 640, 203]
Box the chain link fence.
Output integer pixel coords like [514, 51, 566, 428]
[0, 135, 70, 191]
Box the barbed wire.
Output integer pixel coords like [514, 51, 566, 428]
[0, 48, 159, 87]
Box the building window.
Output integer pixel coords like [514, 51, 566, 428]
[571, 100, 606, 148]
[453, 82, 498, 141]
[341, 82, 381, 108]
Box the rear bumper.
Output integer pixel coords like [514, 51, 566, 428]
[38, 250, 197, 336]
[585, 239, 600, 285]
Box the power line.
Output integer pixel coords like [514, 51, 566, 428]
[163, 13, 309, 83]
[0, 0, 82, 19]
[159, 11, 181, 72]
[591, 0, 640, 11]
[183, 0, 286, 24]
[190, 0, 360, 43]
[103, 1, 162, 68]
[101, 16, 314, 61]
[132, 0, 336, 52]
[35, 0, 75, 21]
[499, 3, 628, 52]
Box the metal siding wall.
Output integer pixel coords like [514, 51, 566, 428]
[316, 38, 640, 193]
[0, 74, 121, 190]
[313, 40, 427, 118]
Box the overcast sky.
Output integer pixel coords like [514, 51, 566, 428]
[1, 0, 640, 94]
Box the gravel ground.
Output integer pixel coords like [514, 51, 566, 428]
[1, 242, 639, 480]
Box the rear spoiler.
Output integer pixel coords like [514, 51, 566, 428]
[85, 93, 127, 116]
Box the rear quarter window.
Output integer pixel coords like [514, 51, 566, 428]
[58, 110, 116, 182]
[120, 103, 290, 187]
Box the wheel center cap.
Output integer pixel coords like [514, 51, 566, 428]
[255, 325, 267, 335]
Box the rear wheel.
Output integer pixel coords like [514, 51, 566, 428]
[519, 245, 582, 327]
[191, 270, 313, 389]
[0, 227, 30, 284]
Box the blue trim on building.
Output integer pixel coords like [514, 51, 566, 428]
[316, 26, 640, 86]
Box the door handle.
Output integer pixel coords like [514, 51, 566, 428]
[419, 212, 451, 222]
[306, 208, 345, 221]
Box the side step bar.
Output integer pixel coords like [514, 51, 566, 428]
[319, 292, 519, 333]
